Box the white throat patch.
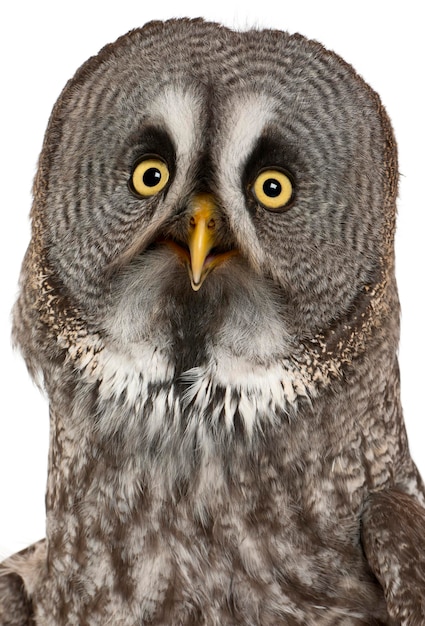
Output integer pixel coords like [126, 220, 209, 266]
[64, 330, 316, 445]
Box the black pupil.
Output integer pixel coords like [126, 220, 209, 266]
[263, 178, 282, 198]
[143, 167, 161, 187]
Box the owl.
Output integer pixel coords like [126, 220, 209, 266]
[1, 17, 424, 625]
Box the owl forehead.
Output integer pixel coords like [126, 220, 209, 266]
[53, 23, 386, 186]
[148, 87, 277, 182]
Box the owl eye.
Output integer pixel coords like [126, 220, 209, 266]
[130, 157, 170, 197]
[252, 168, 294, 210]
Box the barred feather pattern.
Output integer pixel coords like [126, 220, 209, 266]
[2, 18, 425, 625]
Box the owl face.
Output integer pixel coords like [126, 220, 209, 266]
[39, 20, 390, 378]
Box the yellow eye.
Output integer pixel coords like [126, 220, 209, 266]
[130, 157, 170, 197]
[252, 169, 294, 210]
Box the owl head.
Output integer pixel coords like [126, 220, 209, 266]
[14, 19, 399, 432]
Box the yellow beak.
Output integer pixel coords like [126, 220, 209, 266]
[187, 194, 218, 291]
[160, 193, 237, 291]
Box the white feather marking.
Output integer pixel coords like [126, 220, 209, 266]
[224, 386, 236, 432]
[217, 93, 279, 269]
[150, 86, 202, 161]
[282, 376, 297, 405]
[239, 391, 256, 439]
[66, 330, 315, 443]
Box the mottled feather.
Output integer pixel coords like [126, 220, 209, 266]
[1, 18, 424, 626]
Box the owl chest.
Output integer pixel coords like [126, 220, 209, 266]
[41, 367, 390, 623]
[42, 447, 387, 625]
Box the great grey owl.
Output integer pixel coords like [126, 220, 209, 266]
[1, 17, 424, 626]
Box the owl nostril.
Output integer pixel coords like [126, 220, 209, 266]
[189, 215, 217, 231]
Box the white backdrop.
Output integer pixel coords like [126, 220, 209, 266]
[1, 0, 423, 560]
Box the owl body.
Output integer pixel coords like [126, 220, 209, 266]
[1, 18, 425, 625]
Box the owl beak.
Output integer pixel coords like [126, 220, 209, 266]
[187, 194, 218, 291]
[160, 193, 237, 291]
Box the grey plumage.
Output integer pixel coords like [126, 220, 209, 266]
[1, 17, 424, 625]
